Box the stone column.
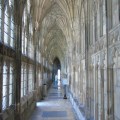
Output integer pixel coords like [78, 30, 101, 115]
[14, 0, 24, 119]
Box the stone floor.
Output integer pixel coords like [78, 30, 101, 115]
[29, 84, 78, 120]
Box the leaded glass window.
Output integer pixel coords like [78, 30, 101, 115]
[22, 9, 28, 55]
[2, 60, 14, 110]
[28, 64, 34, 92]
[21, 63, 27, 98]
[2, 62, 8, 110]
[9, 63, 14, 106]
[4, 6, 9, 44]
[3, 0, 14, 47]
[10, 16, 14, 47]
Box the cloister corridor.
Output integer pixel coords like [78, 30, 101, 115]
[0, 0, 120, 120]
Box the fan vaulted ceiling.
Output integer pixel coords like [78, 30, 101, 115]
[30, 0, 81, 64]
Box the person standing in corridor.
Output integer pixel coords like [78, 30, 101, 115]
[62, 73, 69, 99]
[55, 74, 58, 86]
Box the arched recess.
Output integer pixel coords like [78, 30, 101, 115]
[52, 57, 61, 83]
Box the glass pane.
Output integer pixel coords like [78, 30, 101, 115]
[4, 23, 9, 32]
[10, 37, 13, 47]
[9, 94, 12, 106]
[24, 80, 27, 88]
[10, 64, 13, 84]
[2, 97, 7, 110]
[4, 32, 9, 44]
[24, 87, 27, 95]
[25, 36, 27, 54]
[10, 20, 14, 47]
[4, 13, 9, 25]
[10, 64, 13, 73]
[3, 86, 7, 97]
[3, 74, 7, 85]
[22, 30, 24, 54]
[21, 88, 23, 97]
[3, 63, 8, 85]
[9, 84, 12, 94]
[9, 74, 13, 84]
[4, 7, 9, 45]
[21, 81, 23, 89]
[3, 63, 7, 74]
[21, 73, 23, 82]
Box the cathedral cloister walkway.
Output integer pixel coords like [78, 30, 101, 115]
[29, 84, 78, 120]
